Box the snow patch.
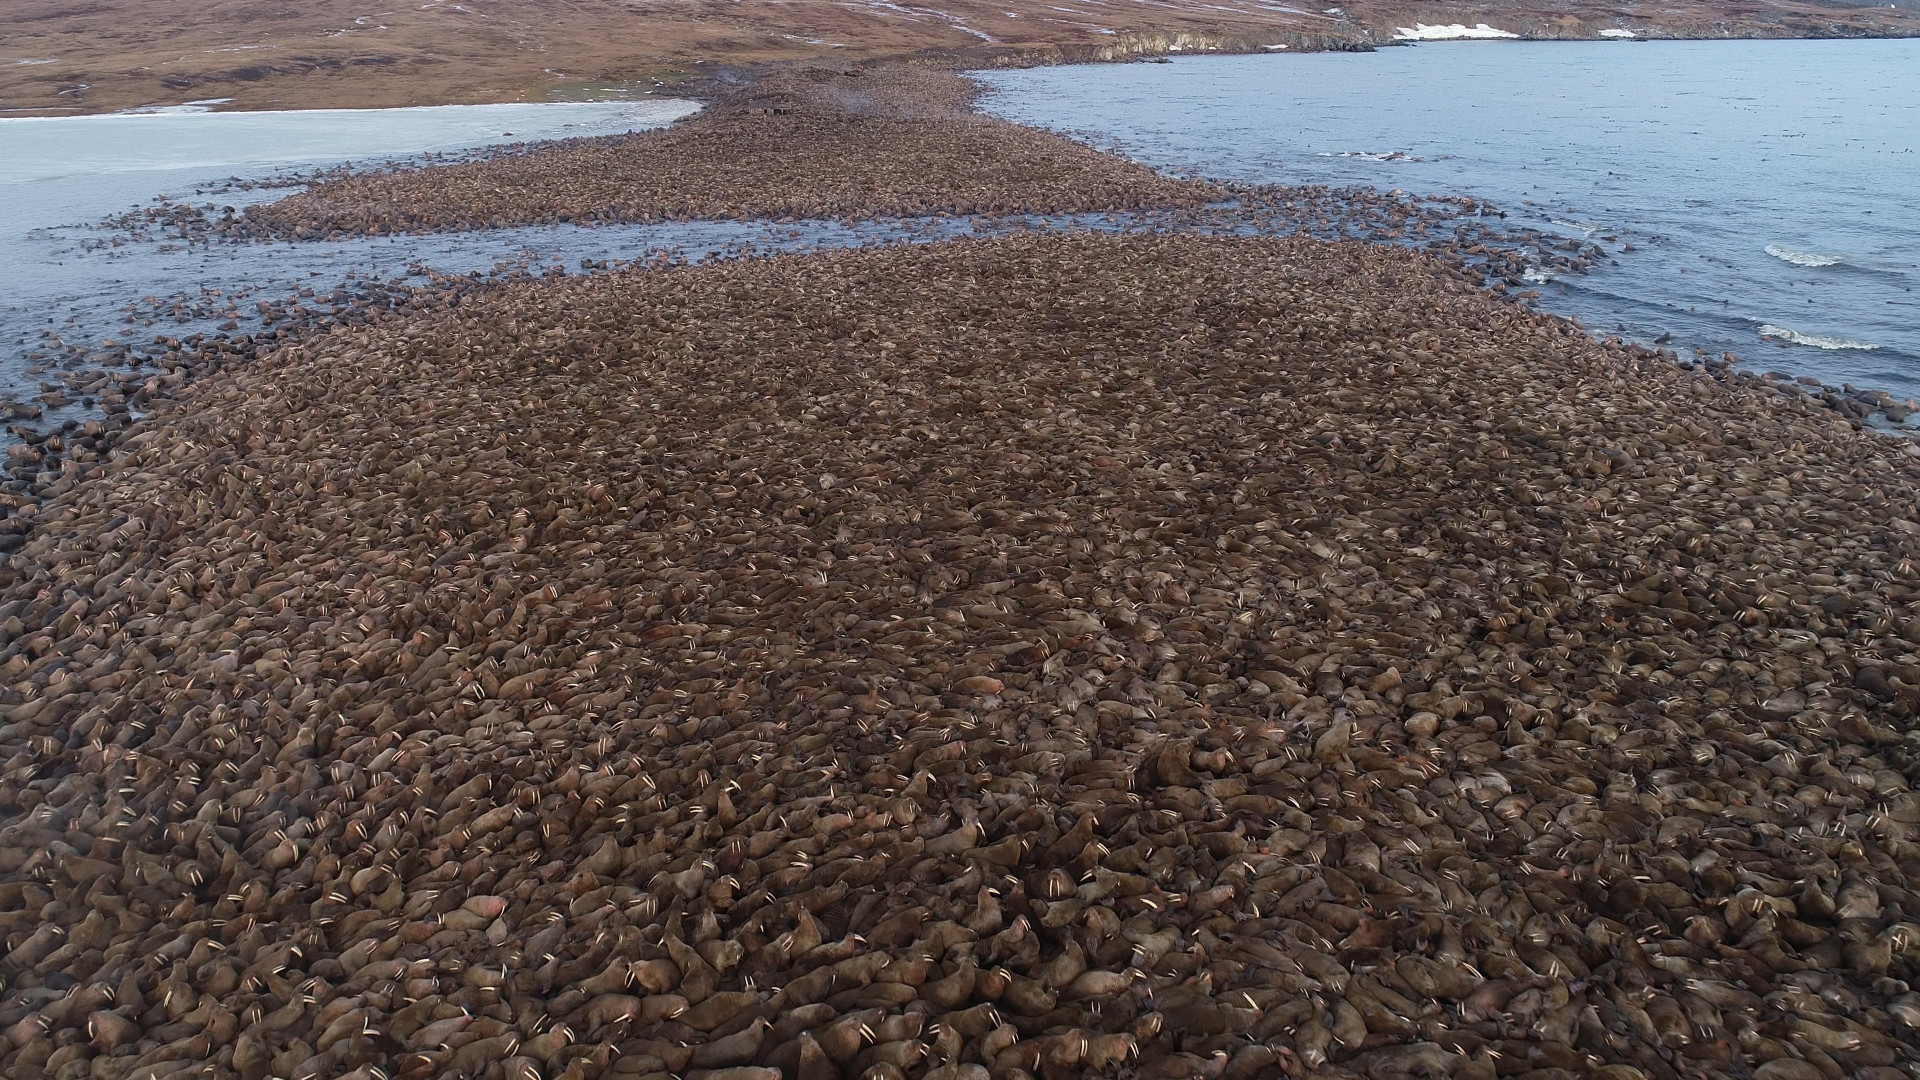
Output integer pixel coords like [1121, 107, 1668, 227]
[115, 99, 235, 115]
[1393, 22, 1519, 40]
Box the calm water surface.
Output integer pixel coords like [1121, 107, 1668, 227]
[976, 40, 1920, 398]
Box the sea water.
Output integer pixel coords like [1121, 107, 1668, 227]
[0, 99, 701, 424]
[975, 40, 1920, 399]
[0, 100, 703, 227]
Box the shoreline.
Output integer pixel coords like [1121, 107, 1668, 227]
[7, 43, 1915, 504]
[7, 40, 1914, 489]
[964, 43, 1920, 430]
[7, 20, 1920, 117]
[47, 49, 1917, 437]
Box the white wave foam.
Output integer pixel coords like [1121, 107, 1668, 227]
[1765, 243, 1842, 268]
[1394, 23, 1519, 40]
[1521, 267, 1553, 284]
[1329, 149, 1423, 162]
[1599, 28, 1636, 38]
[1758, 324, 1881, 350]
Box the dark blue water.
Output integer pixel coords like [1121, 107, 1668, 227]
[975, 40, 1920, 400]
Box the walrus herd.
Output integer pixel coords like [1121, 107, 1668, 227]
[226, 68, 1222, 241]
[2, 228, 1918, 1080]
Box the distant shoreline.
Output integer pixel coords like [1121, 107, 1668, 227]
[5, 13, 1918, 117]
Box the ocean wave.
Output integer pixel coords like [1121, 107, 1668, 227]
[1758, 324, 1881, 351]
[1764, 243, 1842, 268]
[1318, 150, 1425, 163]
